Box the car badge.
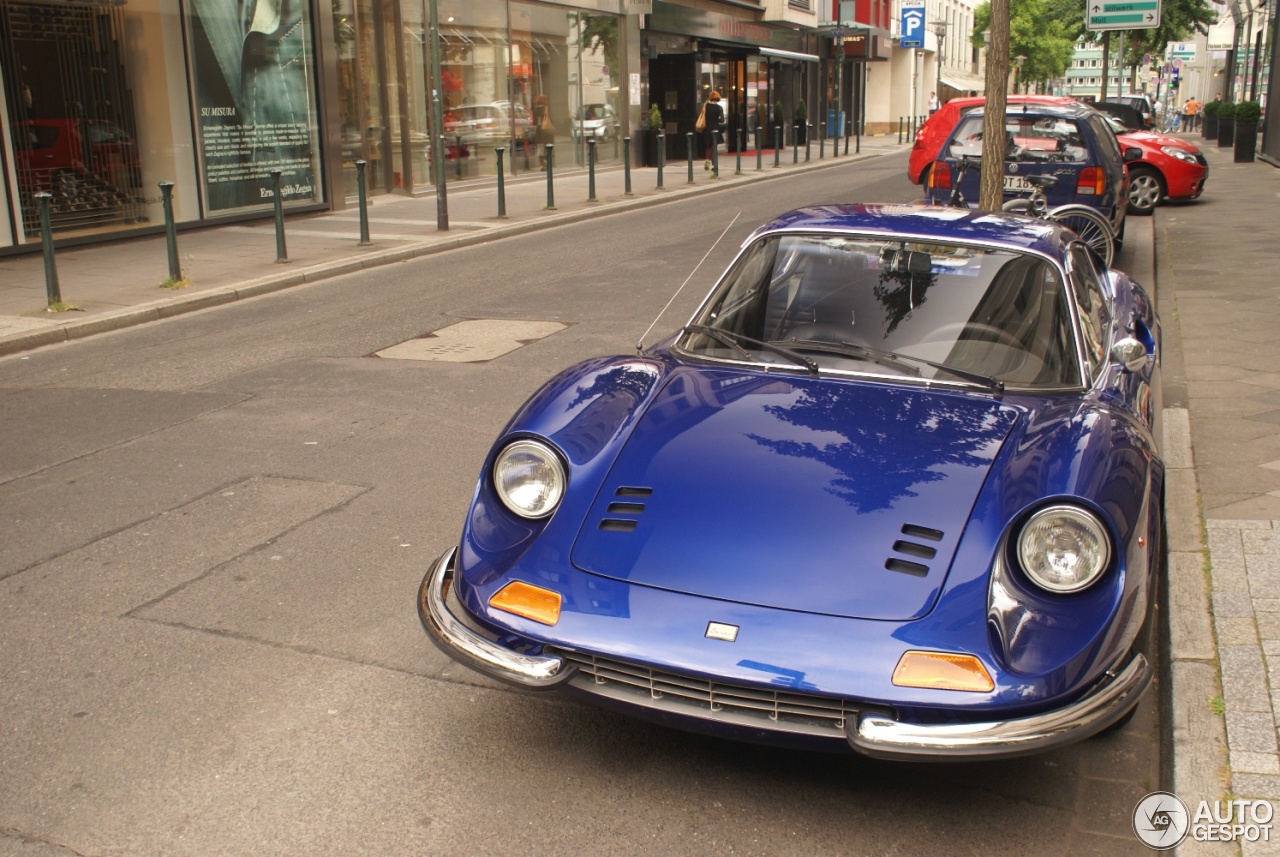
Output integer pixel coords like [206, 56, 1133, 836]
[705, 622, 739, 642]
[1008, 163, 1019, 173]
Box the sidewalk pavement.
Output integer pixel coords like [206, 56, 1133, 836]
[3, 128, 1280, 848]
[1157, 135, 1280, 856]
[0, 138, 900, 356]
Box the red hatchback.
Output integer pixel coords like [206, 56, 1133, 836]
[908, 95, 1075, 186]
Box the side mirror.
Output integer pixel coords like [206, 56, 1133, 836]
[1123, 146, 1143, 163]
[1111, 336, 1149, 372]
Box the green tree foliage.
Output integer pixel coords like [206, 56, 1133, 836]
[578, 14, 619, 81]
[973, 0, 1216, 89]
[973, 0, 1076, 87]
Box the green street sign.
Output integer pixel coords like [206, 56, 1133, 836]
[1086, 0, 1161, 30]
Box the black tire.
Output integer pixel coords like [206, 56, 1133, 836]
[1126, 166, 1165, 216]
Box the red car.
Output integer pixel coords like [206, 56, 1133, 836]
[1094, 103, 1207, 215]
[908, 95, 1076, 187]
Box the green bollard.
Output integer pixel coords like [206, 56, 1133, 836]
[587, 139, 598, 202]
[544, 144, 556, 210]
[686, 132, 695, 183]
[34, 192, 62, 307]
[495, 147, 507, 218]
[355, 161, 371, 245]
[623, 137, 633, 196]
[270, 170, 288, 263]
[774, 125, 781, 167]
[159, 181, 182, 280]
[657, 132, 665, 189]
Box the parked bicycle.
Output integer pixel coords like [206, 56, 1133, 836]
[941, 158, 1116, 266]
[1000, 174, 1116, 266]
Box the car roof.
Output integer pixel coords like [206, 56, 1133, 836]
[750, 204, 1071, 257]
[965, 102, 1098, 119]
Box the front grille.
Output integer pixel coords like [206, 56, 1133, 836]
[1194, 152, 1208, 166]
[549, 648, 857, 736]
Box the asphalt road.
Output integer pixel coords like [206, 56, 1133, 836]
[0, 154, 1160, 856]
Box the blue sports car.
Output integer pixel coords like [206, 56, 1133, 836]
[418, 204, 1163, 761]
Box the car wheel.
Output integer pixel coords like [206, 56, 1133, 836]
[1127, 167, 1164, 216]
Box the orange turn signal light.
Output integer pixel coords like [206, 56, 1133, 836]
[892, 650, 994, 693]
[489, 581, 562, 626]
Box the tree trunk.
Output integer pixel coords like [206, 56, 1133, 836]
[978, 0, 1010, 211]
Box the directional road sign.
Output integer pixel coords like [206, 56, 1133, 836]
[1087, 0, 1161, 30]
[900, 0, 926, 48]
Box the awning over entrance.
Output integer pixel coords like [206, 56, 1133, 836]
[759, 47, 820, 63]
[940, 71, 986, 94]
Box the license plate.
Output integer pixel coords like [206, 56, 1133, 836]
[1003, 175, 1035, 192]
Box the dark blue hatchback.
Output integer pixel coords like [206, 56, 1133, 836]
[926, 102, 1138, 239]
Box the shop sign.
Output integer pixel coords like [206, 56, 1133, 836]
[647, 3, 807, 52]
[187, 0, 323, 214]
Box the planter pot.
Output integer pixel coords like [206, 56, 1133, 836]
[1235, 121, 1259, 162]
[1204, 115, 1218, 139]
[793, 121, 808, 146]
[640, 129, 666, 167]
[1218, 118, 1235, 148]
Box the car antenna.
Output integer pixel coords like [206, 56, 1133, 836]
[636, 211, 741, 354]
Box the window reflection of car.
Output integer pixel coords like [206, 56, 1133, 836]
[571, 103, 619, 142]
[448, 103, 536, 149]
[13, 118, 141, 190]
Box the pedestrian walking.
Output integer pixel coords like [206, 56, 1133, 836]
[928, 91, 940, 115]
[533, 94, 555, 170]
[1182, 97, 1200, 133]
[696, 90, 725, 176]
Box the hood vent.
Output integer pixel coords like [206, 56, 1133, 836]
[598, 487, 653, 532]
[885, 524, 945, 577]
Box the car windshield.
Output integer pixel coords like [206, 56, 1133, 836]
[947, 113, 1089, 163]
[680, 233, 1082, 390]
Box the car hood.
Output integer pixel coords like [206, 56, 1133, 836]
[1120, 129, 1198, 152]
[569, 368, 1019, 621]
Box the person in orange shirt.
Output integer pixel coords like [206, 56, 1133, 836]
[1183, 97, 1201, 132]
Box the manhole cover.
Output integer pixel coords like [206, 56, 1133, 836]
[376, 319, 566, 362]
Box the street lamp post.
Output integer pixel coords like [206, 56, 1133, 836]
[931, 22, 949, 103]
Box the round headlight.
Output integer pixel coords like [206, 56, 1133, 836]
[492, 440, 566, 519]
[1016, 505, 1112, 593]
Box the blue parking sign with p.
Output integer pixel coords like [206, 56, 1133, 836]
[901, 1, 926, 48]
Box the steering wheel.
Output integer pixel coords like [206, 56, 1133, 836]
[918, 322, 1024, 351]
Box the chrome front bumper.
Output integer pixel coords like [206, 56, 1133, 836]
[847, 652, 1152, 761]
[420, 546, 1152, 760]
[417, 547, 572, 689]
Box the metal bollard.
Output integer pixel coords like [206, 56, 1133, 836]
[657, 132, 665, 189]
[898, 117, 904, 144]
[34, 192, 62, 307]
[736, 129, 743, 175]
[159, 181, 182, 280]
[774, 126, 782, 167]
[793, 130, 799, 164]
[686, 132, 695, 183]
[755, 127, 762, 171]
[623, 137, 633, 196]
[819, 124, 825, 159]
[270, 170, 288, 263]
[805, 124, 812, 162]
[711, 131, 720, 177]
[355, 161, 372, 245]
[544, 144, 556, 210]
[495, 147, 507, 218]
[587, 139, 598, 202]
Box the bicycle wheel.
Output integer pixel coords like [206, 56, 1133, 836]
[1046, 204, 1115, 267]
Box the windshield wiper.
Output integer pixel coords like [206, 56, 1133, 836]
[783, 338, 1005, 394]
[684, 324, 819, 375]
